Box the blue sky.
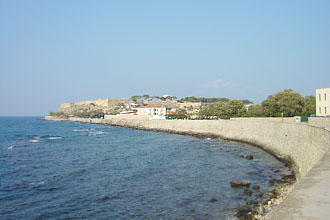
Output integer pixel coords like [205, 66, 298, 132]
[1, 0, 329, 116]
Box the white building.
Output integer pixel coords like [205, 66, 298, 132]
[137, 104, 166, 116]
[316, 88, 330, 117]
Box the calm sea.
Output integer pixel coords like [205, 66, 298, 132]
[0, 117, 290, 219]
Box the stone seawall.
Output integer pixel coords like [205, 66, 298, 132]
[44, 116, 330, 178]
[308, 117, 330, 127]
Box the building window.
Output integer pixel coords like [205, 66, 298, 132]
[325, 94, 327, 101]
[319, 107, 321, 114]
[319, 94, 321, 101]
[325, 107, 327, 114]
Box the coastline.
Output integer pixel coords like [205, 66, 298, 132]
[43, 116, 330, 219]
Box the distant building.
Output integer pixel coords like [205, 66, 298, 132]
[316, 88, 330, 117]
[160, 94, 172, 101]
[178, 102, 202, 110]
[137, 104, 166, 116]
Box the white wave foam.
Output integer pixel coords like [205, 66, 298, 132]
[29, 139, 39, 143]
[5, 146, 13, 150]
[47, 136, 62, 140]
[95, 131, 105, 135]
[30, 181, 44, 185]
[73, 129, 89, 132]
[206, 138, 212, 140]
[88, 131, 105, 136]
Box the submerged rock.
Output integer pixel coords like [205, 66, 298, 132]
[244, 189, 253, 196]
[235, 153, 245, 158]
[246, 200, 253, 205]
[209, 198, 217, 203]
[256, 193, 263, 197]
[269, 189, 280, 199]
[252, 185, 260, 190]
[235, 205, 260, 220]
[98, 195, 110, 201]
[245, 155, 254, 160]
[235, 205, 252, 219]
[230, 180, 251, 188]
[269, 178, 276, 185]
[276, 179, 286, 184]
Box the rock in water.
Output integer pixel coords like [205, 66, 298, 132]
[245, 155, 254, 160]
[209, 198, 217, 203]
[244, 189, 253, 196]
[281, 174, 296, 184]
[252, 185, 260, 190]
[257, 193, 263, 197]
[230, 180, 251, 188]
[235, 205, 260, 219]
[269, 178, 276, 185]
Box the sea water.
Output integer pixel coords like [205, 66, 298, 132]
[0, 117, 290, 219]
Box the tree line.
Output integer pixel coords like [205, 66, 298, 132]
[49, 109, 105, 119]
[200, 89, 315, 119]
[130, 95, 177, 102]
[130, 94, 254, 105]
[177, 96, 253, 104]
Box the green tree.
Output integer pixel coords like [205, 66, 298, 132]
[179, 96, 198, 102]
[227, 100, 246, 117]
[49, 111, 66, 117]
[200, 100, 245, 119]
[131, 95, 142, 102]
[178, 108, 186, 114]
[261, 89, 304, 117]
[212, 102, 228, 118]
[246, 104, 264, 117]
[199, 106, 210, 118]
[142, 94, 150, 100]
[178, 96, 230, 103]
[151, 96, 160, 100]
[302, 95, 316, 116]
[261, 95, 279, 117]
[241, 99, 253, 105]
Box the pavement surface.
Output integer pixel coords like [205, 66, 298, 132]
[267, 145, 330, 220]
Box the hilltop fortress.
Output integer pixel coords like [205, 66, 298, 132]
[58, 98, 131, 115]
[56, 98, 202, 116]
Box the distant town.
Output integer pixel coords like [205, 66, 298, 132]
[50, 88, 330, 120]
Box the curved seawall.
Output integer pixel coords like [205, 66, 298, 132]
[45, 116, 330, 178]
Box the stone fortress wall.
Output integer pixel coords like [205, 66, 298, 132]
[58, 98, 132, 114]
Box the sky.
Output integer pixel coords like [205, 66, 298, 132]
[0, 0, 330, 116]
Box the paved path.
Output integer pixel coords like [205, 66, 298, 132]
[267, 146, 330, 220]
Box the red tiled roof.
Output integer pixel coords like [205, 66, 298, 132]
[140, 104, 165, 108]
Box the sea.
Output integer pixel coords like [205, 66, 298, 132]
[0, 117, 291, 220]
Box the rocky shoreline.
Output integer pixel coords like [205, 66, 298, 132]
[43, 116, 303, 219]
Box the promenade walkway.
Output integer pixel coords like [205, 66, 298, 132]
[267, 144, 330, 219]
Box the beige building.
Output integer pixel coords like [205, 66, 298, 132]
[178, 101, 202, 110]
[316, 88, 330, 117]
[137, 104, 166, 116]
